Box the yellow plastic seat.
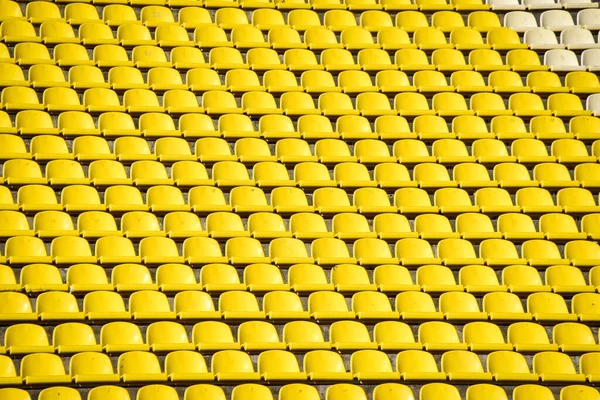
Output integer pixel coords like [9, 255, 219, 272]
[174, 291, 221, 320]
[258, 115, 298, 139]
[183, 385, 227, 400]
[271, 187, 314, 214]
[451, 72, 492, 96]
[140, 6, 175, 27]
[99, 321, 148, 353]
[0, 0, 24, 22]
[212, 350, 261, 381]
[439, 290, 488, 320]
[442, 350, 492, 382]
[507, 321, 558, 352]
[282, 321, 329, 351]
[573, 293, 600, 323]
[522, 240, 567, 269]
[527, 292, 577, 322]
[242, 91, 282, 116]
[453, 163, 497, 189]
[102, 262, 149, 290]
[415, 163, 459, 190]
[69, 351, 119, 384]
[533, 351, 585, 383]
[352, 188, 396, 216]
[117, 351, 167, 383]
[83, 292, 131, 322]
[553, 322, 600, 353]
[199, 263, 244, 293]
[66, 263, 112, 293]
[487, 351, 538, 382]
[413, 115, 453, 140]
[52, 323, 103, 355]
[395, 350, 446, 381]
[308, 291, 355, 320]
[435, 139, 477, 165]
[262, 291, 308, 320]
[20, 353, 70, 385]
[560, 386, 600, 400]
[304, 351, 352, 381]
[376, 28, 414, 51]
[252, 162, 294, 189]
[1, 20, 40, 44]
[38, 388, 82, 400]
[483, 291, 532, 321]
[170, 47, 209, 70]
[78, 22, 117, 46]
[395, 49, 434, 72]
[497, 213, 543, 241]
[432, 55, 472, 80]
[552, 138, 596, 165]
[540, 214, 587, 242]
[20, 263, 69, 294]
[4, 323, 54, 354]
[328, 264, 374, 292]
[129, 290, 176, 321]
[462, 321, 512, 352]
[502, 265, 550, 295]
[287, 263, 332, 293]
[192, 321, 238, 352]
[349, 350, 399, 382]
[394, 291, 443, 321]
[95, 236, 142, 265]
[93, 44, 133, 69]
[0, 292, 36, 321]
[394, 187, 437, 213]
[246, 212, 288, 239]
[238, 320, 287, 351]
[371, 321, 419, 352]
[450, 27, 489, 51]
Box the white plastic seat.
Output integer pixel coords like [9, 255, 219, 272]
[505, 11, 538, 32]
[544, 49, 586, 71]
[524, 0, 561, 9]
[524, 28, 565, 50]
[588, 94, 600, 115]
[578, 9, 600, 29]
[541, 10, 578, 31]
[488, 0, 526, 10]
[561, 28, 600, 50]
[582, 49, 600, 72]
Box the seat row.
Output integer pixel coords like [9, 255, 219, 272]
[2, 383, 598, 400]
[0, 15, 541, 53]
[4, 179, 600, 218]
[3, 156, 600, 193]
[3, 347, 600, 385]
[2, 23, 546, 56]
[2, 112, 599, 145]
[0, 284, 599, 322]
[2, 3, 596, 36]
[492, 0, 596, 9]
[3, 231, 598, 268]
[2, 257, 600, 296]
[5, 319, 600, 356]
[0, 5, 548, 34]
[2, 90, 596, 124]
[6, 135, 600, 167]
[2, 37, 595, 75]
[505, 9, 600, 30]
[7, 208, 600, 247]
[4, 68, 600, 103]
[5, 65, 600, 102]
[0, 2, 502, 30]
[522, 27, 600, 51]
